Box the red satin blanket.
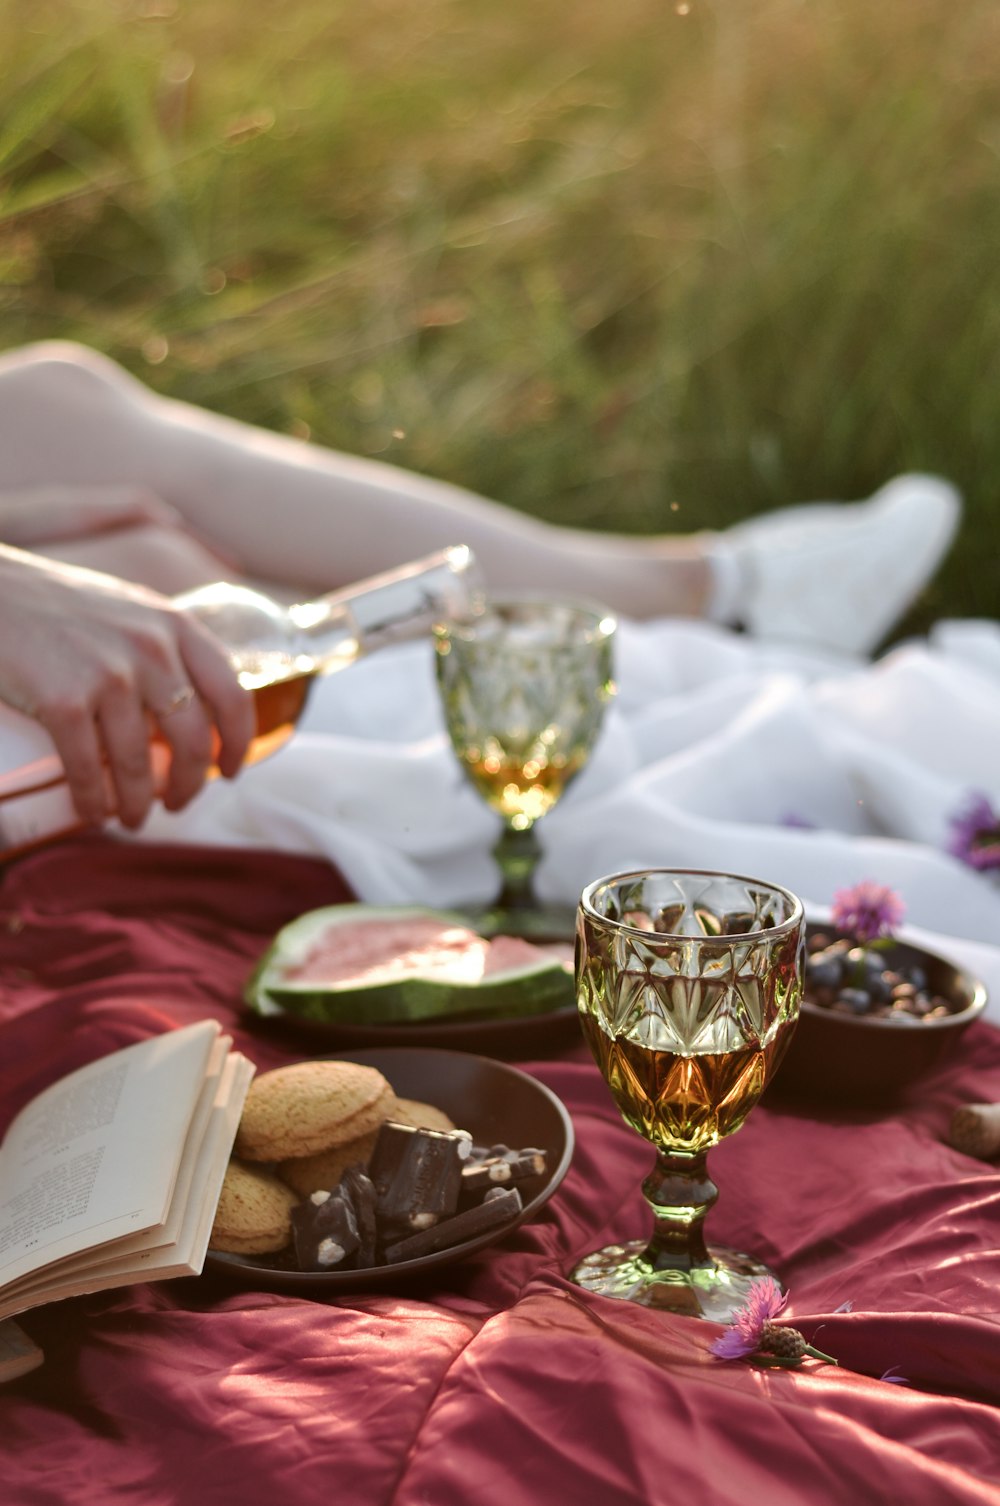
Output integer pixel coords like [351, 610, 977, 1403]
[2, 838, 1000, 1506]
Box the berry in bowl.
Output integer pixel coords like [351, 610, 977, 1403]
[769, 883, 988, 1108]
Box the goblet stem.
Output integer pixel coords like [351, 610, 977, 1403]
[572, 1143, 777, 1318]
[641, 1149, 718, 1274]
[472, 821, 575, 941]
[492, 822, 542, 912]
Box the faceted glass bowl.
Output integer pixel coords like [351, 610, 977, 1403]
[572, 869, 805, 1321]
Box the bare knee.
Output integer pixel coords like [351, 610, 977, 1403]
[0, 341, 147, 410]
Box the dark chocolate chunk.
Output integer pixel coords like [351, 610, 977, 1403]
[383, 1187, 524, 1265]
[368, 1121, 472, 1237]
[461, 1146, 547, 1193]
[291, 1187, 360, 1271]
[341, 1165, 379, 1268]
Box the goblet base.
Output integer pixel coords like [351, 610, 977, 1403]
[465, 900, 577, 944]
[570, 1239, 780, 1324]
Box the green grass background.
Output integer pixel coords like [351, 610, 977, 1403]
[1, 0, 998, 630]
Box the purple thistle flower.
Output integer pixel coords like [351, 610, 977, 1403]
[947, 792, 1000, 873]
[831, 880, 905, 944]
[711, 1279, 840, 1368]
[710, 1277, 787, 1359]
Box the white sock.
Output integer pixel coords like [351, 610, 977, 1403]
[699, 475, 960, 655]
[701, 536, 747, 625]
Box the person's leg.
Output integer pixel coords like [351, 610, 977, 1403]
[0, 342, 961, 651]
[0, 342, 711, 615]
[27, 522, 240, 597]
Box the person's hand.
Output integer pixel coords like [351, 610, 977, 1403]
[0, 545, 255, 829]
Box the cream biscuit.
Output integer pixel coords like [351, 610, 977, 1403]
[235, 1061, 394, 1162]
[210, 1159, 298, 1255]
[391, 1098, 458, 1134]
[278, 1128, 381, 1199]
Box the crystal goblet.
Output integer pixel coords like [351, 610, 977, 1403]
[434, 596, 616, 940]
[572, 868, 804, 1321]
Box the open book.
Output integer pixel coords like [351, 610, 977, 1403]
[0, 1019, 254, 1379]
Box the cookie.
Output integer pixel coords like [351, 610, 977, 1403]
[235, 1060, 394, 1162]
[279, 1127, 382, 1199]
[391, 1098, 458, 1134]
[210, 1159, 298, 1254]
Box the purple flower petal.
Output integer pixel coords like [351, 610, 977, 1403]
[711, 1329, 758, 1360]
[740, 1276, 787, 1327]
[947, 791, 1000, 872]
[710, 1277, 788, 1361]
[831, 880, 905, 943]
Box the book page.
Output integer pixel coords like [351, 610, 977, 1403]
[0, 1048, 255, 1319]
[0, 1021, 221, 1292]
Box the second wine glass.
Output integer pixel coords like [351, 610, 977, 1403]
[434, 595, 616, 939]
[572, 868, 804, 1321]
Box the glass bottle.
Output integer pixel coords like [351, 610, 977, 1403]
[0, 544, 481, 859]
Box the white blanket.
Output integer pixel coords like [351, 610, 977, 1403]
[6, 616, 1000, 1012]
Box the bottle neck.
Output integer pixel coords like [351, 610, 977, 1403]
[176, 544, 483, 685]
[303, 544, 483, 656]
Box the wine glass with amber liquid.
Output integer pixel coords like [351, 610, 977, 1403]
[573, 869, 804, 1322]
[434, 596, 616, 940]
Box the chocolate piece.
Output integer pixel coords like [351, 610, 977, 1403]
[383, 1187, 524, 1264]
[291, 1187, 360, 1271]
[368, 1121, 472, 1237]
[461, 1146, 547, 1193]
[341, 1165, 379, 1268]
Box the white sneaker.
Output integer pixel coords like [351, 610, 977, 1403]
[710, 474, 961, 657]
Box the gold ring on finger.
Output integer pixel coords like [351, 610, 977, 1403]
[156, 684, 196, 719]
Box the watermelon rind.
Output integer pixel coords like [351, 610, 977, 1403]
[244, 904, 575, 1026]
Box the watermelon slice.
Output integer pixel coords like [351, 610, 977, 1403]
[245, 905, 576, 1026]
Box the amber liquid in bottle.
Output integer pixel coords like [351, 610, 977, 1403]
[579, 1010, 796, 1156]
[148, 665, 317, 777]
[240, 670, 314, 766]
[0, 664, 321, 863]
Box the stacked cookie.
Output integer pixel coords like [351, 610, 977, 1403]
[210, 1060, 454, 1256]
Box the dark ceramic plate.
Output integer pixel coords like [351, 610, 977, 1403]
[248, 996, 580, 1059]
[203, 1047, 575, 1294]
[769, 925, 988, 1108]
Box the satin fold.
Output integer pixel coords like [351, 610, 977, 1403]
[2, 839, 999, 1506]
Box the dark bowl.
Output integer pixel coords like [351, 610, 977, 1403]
[768, 926, 988, 1109]
[203, 1047, 575, 1294]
